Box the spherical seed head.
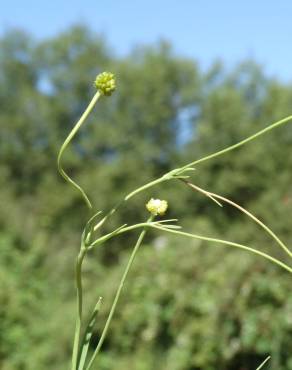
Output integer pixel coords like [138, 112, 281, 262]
[146, 198, 168, 216]
[94, 72, 116, 96]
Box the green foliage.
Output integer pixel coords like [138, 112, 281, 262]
[0, 25, 291, 369]
[92, 239, 291, 370]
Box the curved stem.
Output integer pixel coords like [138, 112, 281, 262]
[182, 180, 292, 258]
[88, 115, 292, 231]
[57, 91, 101, 209]
[151, 225, 292, 274]
[85, 216, 153, 370]
[72, 248, 86, 370]
[89, 219, 179, 249]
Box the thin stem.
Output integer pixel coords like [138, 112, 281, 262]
[125, 177, 166, 200]
[72, 248, 86, 370]
[182, 180, 292, 258]
[85, 216, 153, 370]
[181, 115, 292, 170]
[90, 221, 153, 248]
[90, 178, 167, 234]
[151, 225, 292, 274]
[57, 90, 101, 210]
[88, 115, 292, 231]
[90, 219, 179, 249]
[256, 356, 271, 370]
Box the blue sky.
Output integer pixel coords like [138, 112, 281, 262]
[1, 0, 292, 81]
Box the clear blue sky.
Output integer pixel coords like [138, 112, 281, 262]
[1, 0, 292, 81]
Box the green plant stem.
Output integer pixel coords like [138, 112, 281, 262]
[181, 115, 292, 170]
[72, 247, 86, 370]
[91, 178, 167, 233]
[126, 115, 292, 201]
[57, 90, 101, 210]
[256, 356, 271, 370]
[89, 219, 179, 249]
[90, 221, 154, 248]
[85, 216, 153, 370]
[94, 221, 292, 273]
[90, 115, 292, 232]
[152, 225, 292, 274]
[125, 177, 166, 200]
[69, 113, 292, 367]
[89, 218, 291, 273]
[182, 180, 292, 258]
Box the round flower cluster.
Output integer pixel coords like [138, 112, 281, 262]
[94, 72, 116, 96]
[146, 198, 168, 216]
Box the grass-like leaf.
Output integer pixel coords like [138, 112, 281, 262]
[77, 297, 102, 370]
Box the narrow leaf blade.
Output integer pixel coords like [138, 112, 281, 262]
[78, 297, 102, 370]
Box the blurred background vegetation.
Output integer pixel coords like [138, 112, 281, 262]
[0, 25, 292, 370]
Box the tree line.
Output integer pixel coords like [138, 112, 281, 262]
[0, 25, 292, 370]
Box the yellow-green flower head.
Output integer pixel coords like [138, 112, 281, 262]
[94, 72, 116, 96]
[146, 198, 168, 216]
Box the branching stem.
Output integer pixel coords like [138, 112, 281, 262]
[85, 216, 154, 370]
[182, 180, 292, 258]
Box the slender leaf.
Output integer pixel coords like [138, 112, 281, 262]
[77, 297, 103, 370]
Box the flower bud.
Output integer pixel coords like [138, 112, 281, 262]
[94, 72, 116, 96]
[146, 198, 168, 216]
